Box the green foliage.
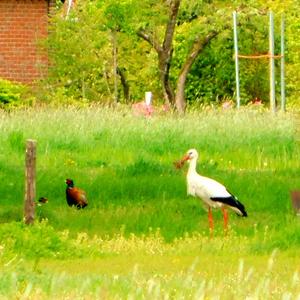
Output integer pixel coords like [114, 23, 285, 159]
[43, 0, 300, 107]
[175, 2, 293, 105]
[0, 79, 32, 109]
[44, 4, 108, 101]
[103, 1, 129, 31]
[44, 1, 157, 104]
[0, 221, 71, 259]
[183, 32, 236, 104]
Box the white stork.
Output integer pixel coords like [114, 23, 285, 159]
[176, 149, 247, 233]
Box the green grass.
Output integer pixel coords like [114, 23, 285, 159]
[0, 106, 299, 298]
[0, 106, 298, 238]
[0, 222, 300, 299]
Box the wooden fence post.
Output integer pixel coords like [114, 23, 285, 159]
[24, 139, 36, 225]
[290, 190, 300, 216]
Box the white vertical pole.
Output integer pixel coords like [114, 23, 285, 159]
[145, 91, 152, 106]
[280, 15, 286, 112]
[233, 11, 241, 109]
[269, 11, 276, 113]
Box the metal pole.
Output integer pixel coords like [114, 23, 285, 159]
[233, 11, 241, 109]
[269, 11, 276, 113]
[280, 15, 286, 111]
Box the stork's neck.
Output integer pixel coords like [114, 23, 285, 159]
[187, 158, 198, 175]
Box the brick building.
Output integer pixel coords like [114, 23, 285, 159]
[0, 0, 73, 84]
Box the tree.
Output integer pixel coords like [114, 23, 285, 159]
[174, 31, 219, 112]
[137, 0, 180, 107]
[44, 0, 300, 109]
[135, 0, 225, 112]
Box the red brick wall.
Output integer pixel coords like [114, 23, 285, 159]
[0, 0, 51, 83]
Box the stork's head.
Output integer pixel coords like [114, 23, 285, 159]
[174, 149, 198, 169]
[185, 149, 198, 161]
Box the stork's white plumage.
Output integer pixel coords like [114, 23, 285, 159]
[176, 149, 247, 233]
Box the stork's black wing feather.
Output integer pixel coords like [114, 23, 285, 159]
[210, 195, 247, 217]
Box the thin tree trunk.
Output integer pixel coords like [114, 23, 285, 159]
[160, 0, 180, 105]
[103, 64, 113, 97]
[175, 31, 219, 113]
[137, 0, 181, 106]
[158, 50, 175, 104]
[117, 67, 130, 102]
[111, 30, 118, 103]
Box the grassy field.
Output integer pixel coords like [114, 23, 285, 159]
[0, 106, 299, 298]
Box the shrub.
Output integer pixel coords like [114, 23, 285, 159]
[0, 79, 34, 110]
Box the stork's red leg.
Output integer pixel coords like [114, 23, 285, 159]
[222, 207, 228, 234]
[208, 207, 214, 237]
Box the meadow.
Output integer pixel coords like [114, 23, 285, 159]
[0, 105, 299, 299]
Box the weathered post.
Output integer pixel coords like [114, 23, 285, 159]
[290, 190, 300, 216]
[24, 139, 36, 225]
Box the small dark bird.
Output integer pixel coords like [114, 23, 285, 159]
[38, 197, 48, 204]
[36, 197, 48, 206]
[65, 178, 88, 209]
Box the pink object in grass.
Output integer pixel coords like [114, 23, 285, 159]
[251, 97, 263, 105]
[132, 91, 154, 117]
[132, 101, 154, 117]
[222, 100, 233, 110]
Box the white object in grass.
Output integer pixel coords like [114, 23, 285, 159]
[177, 149, 247, 233]
[145, 91, 152, 106]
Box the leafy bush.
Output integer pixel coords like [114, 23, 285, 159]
[0, 221, 89, 259]
[0, 79, 33, 109]
[43, 1, 300, 107]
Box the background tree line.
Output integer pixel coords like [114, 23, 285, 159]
[43, 0, 300, 112]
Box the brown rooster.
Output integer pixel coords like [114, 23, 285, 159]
[65, 178, 88, 209]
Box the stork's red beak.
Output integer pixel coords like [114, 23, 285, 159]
[181, 154, 190, 162]
[174, 154, 190, 169]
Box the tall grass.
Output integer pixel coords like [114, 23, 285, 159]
[2, 251, 299, 299]
[0, 106, 299, 298]
[0, 106, 298, 242]
[0, 222, 300, 299]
